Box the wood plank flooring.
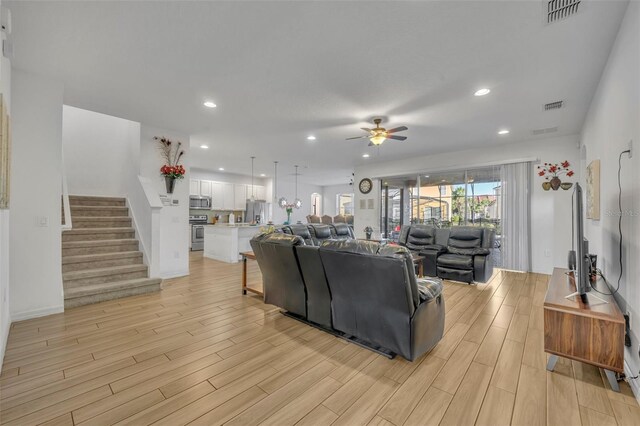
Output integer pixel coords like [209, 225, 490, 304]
[1, 252, 640, 425]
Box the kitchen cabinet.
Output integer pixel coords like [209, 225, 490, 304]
[246, 185, 265, 201]
[234, 184, 247, 210]
[199, 180, 212, 197]
[222, 183, 235, 210]
[211, 182, 224, 209]
[189, 179, 200, 196]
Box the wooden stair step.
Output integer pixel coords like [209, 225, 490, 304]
[62, 239, 139, 256]
[62, 251, 143, 273]
[69, 206, 129, 217]
[64, 278, 162, 309]
[62, 227, 135, 242]
[63, 264, 148, 287]
[68, 195, 126, 207]
[71, 217, 132, 228]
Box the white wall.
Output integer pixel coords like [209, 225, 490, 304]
[322, 184, 354, 217]
[140, 125, 190, 278]
[9, 69, 64, 321]
[580, 1, 640, 390]
[63, 105, 140, 197]
[271, 178, 323, 224]
[0, 1, 11, 369]
[354, 135, 581, 274]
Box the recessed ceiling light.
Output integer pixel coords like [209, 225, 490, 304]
[200, 145, 209, 149]
[424, 175, 429, 178]
[474, 88, 491, 96]
[260, 173, 266, 177]
[203, 101, 217, 108]
[218, 167, 224, 171]
[362, 154, 370, 158]
[307, 136, 316, 141]
[498, 129, 510, 135]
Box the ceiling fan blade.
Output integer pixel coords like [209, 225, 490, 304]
[360, 128, 373, 133]
[346, 136, 369, 140]
[388, 135, 407, 141]
[386, 126, 408, 134]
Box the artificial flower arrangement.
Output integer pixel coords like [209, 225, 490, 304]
[155, 136, 186, 178]
[537, 160, 574, 191]
[154, 136, 186, 193]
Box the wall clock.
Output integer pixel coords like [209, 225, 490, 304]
[359, 178, 373, 194]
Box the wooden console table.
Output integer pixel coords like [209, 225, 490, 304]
[544, 267, 625, 391]
[240, 251, 263, 297]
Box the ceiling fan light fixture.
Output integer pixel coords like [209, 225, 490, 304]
[370, 135, 386, 145]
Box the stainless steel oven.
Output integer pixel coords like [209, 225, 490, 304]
[189, 196, 211, 210]
[189, 215, 208, 251]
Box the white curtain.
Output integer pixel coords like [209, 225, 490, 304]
[501, 162, 531, 271]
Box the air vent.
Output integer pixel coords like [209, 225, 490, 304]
[547, 0, 581, 24]
[532, 126, 559, 136]
[544, 100, 564, 111]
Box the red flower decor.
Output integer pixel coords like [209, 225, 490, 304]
[154, 136, 186, 179]
[537, 161, 574, 181]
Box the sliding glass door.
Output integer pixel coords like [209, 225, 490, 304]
[380, 165, 503, 267]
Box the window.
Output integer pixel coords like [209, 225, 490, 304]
[382, 166, 502, 266]
[336, 193, 354, 215]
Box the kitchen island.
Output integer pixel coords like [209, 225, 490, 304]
[203, 224, 263, 263]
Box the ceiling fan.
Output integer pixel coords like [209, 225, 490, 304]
[346, 118, 408, 146]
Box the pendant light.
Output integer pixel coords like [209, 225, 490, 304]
[250, 156, 256, 202]
[294, 165, 302, 209]
[275, 161, 287, 208]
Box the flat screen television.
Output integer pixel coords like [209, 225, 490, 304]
[569, 183, 590, 302]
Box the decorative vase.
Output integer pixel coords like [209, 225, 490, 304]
[542, 182, 551, 191]
[285, 211, 291, 225]
[561, 182, 573, 190]
[550, 176, 561, 191]
[165, 176, 176, 194]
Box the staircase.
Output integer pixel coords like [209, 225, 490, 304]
[62, 195, 162, 308]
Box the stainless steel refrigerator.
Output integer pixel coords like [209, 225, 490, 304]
[245, 200, 267, 224]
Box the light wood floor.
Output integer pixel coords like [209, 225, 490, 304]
[2, 253, 640, 426]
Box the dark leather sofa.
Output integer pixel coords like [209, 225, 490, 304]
[398, 225, 495, 283]
[250, 233, 445, 361]
[280, 223, 354, 245]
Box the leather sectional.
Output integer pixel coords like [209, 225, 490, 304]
[398, 225, 495, 283]
[250, 232, 444, 361]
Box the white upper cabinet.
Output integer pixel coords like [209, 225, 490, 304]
[199, 180, 212, 197]
[247, 185, 265, 201]
[222, 183, 235, 210]
[234, 184, 247, 210]
[211, 182, 224, 209]
[189, 179, 200, 196]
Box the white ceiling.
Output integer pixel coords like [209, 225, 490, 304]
[7, 1, 628, 185]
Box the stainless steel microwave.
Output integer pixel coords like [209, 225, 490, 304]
[189, 196, 211, 210]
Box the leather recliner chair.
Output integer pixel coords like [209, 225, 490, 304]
[249, 233, 307, 319]
[329, 223, 355, 240]
[295, 245, 332, 329]
[307, 223, 333, 246]
[319, 240, 444, 361]
[398, 225, 495, 283]
[398, 225, 447, 276]
[437, 227, 494, 283]
[281, 224, 315, 245]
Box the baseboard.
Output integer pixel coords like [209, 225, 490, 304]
[0, 308, 11, 374]
[159, 269, 189, 280]
[11, 304, 64, 322]
[625, 359, 640, 403]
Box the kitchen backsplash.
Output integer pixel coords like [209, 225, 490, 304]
[189, 210, 245, 223]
